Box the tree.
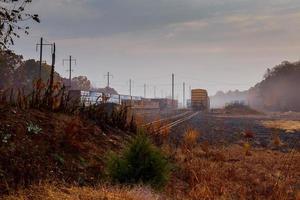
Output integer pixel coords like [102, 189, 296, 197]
[0, 49, 23, 89]
[71, 76, 91, 91]
[0, 0, 40, 49]
[13, 59, 62, 92]
[252, 61, 300, 111]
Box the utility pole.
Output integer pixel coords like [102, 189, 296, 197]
[183, 82, 185, 108]
[129, 79, 132, 96]
[105, 72, 113, 88]
[144, 84, 146, 98]
[48, 43, 56, 107]
[49, 43, 56, 94]
[172, 73, 174, 106]
[63, 56, 76, 88]
[39, 37, 42, 79]
[36, 37, 52, 80]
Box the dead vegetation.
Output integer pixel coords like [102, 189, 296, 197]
[1, 87, 300, 199]
[262, 120, 300, 133]
[163, 129, 300, 200]
[3, 183, 163, 200]
[0, 102, 136, 194]
[224, 102, 262, 115]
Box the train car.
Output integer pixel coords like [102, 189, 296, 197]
[191, 89, 210, 111]
[150, 98, 178, 110]
[122, 98, 160, 110]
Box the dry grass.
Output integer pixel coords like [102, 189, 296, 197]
[183, 129, 200, 147]
[262, 120, 300, 133]
[134, 113, 146, 127]
[165, 143, 300, 200]
[272, 131, 284, 147]
[4, 143, 300, 200]
[3, 183, 164, 200]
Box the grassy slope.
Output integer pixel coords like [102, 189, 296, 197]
[0, 105, 130, 194]
[1, 105, 300, 199]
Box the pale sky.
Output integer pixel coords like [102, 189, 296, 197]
[10, 0, 300, 101]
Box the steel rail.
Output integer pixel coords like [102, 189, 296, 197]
[142, 111, 192, 127]
[155, 111, 199, 134]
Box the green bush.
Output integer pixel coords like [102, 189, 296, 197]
[106, 132, 170, 189]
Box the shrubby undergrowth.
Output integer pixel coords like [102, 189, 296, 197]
[106, 131, 171, 189]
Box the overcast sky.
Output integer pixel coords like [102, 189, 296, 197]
[10, 0, 300, 100]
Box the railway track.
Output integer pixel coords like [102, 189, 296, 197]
[143, 111, 199, 134]
[143, 111, 192, 127]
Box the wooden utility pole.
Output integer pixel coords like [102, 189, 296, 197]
[129, 79, 132, 96]
[172, 73, 174, 106]
[49, 43, 56, 96]
[39, 37, 42, 79]
[183, 82, 185, 108]
[105, 72, 113, 88]
[144, 84, 146, 98]
[63, 56, 76, 88]
[36, 37, 52, 80]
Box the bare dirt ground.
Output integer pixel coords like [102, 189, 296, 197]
[170, 112, 300, 151]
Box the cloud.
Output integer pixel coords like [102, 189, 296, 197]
[11, 0, 300, 96]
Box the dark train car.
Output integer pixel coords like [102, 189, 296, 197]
[191, 89, 210, 111]
[123, 98, 159, 110]
[150, 98, 178, 110]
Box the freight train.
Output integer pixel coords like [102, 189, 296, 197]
[68, 90, 178, 110]
[191, 89, 210, 111]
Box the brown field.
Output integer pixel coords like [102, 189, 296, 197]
[164, 143, 300, 200]
[1, 107, 300, 200]
[3, 184, 162, 200]
[262, 120, 300, 133]
[4, 144, 300, 200]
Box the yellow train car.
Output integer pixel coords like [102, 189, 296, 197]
[191, 89, 210, 111]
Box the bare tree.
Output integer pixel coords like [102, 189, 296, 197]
[0, 0, 39, 49]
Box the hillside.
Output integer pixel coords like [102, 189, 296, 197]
[210, 60, 300, 112]
[0, 104, 132, 194]
[248, 61, 300, 112]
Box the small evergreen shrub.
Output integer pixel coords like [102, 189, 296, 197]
[106, 132, 170, 189]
